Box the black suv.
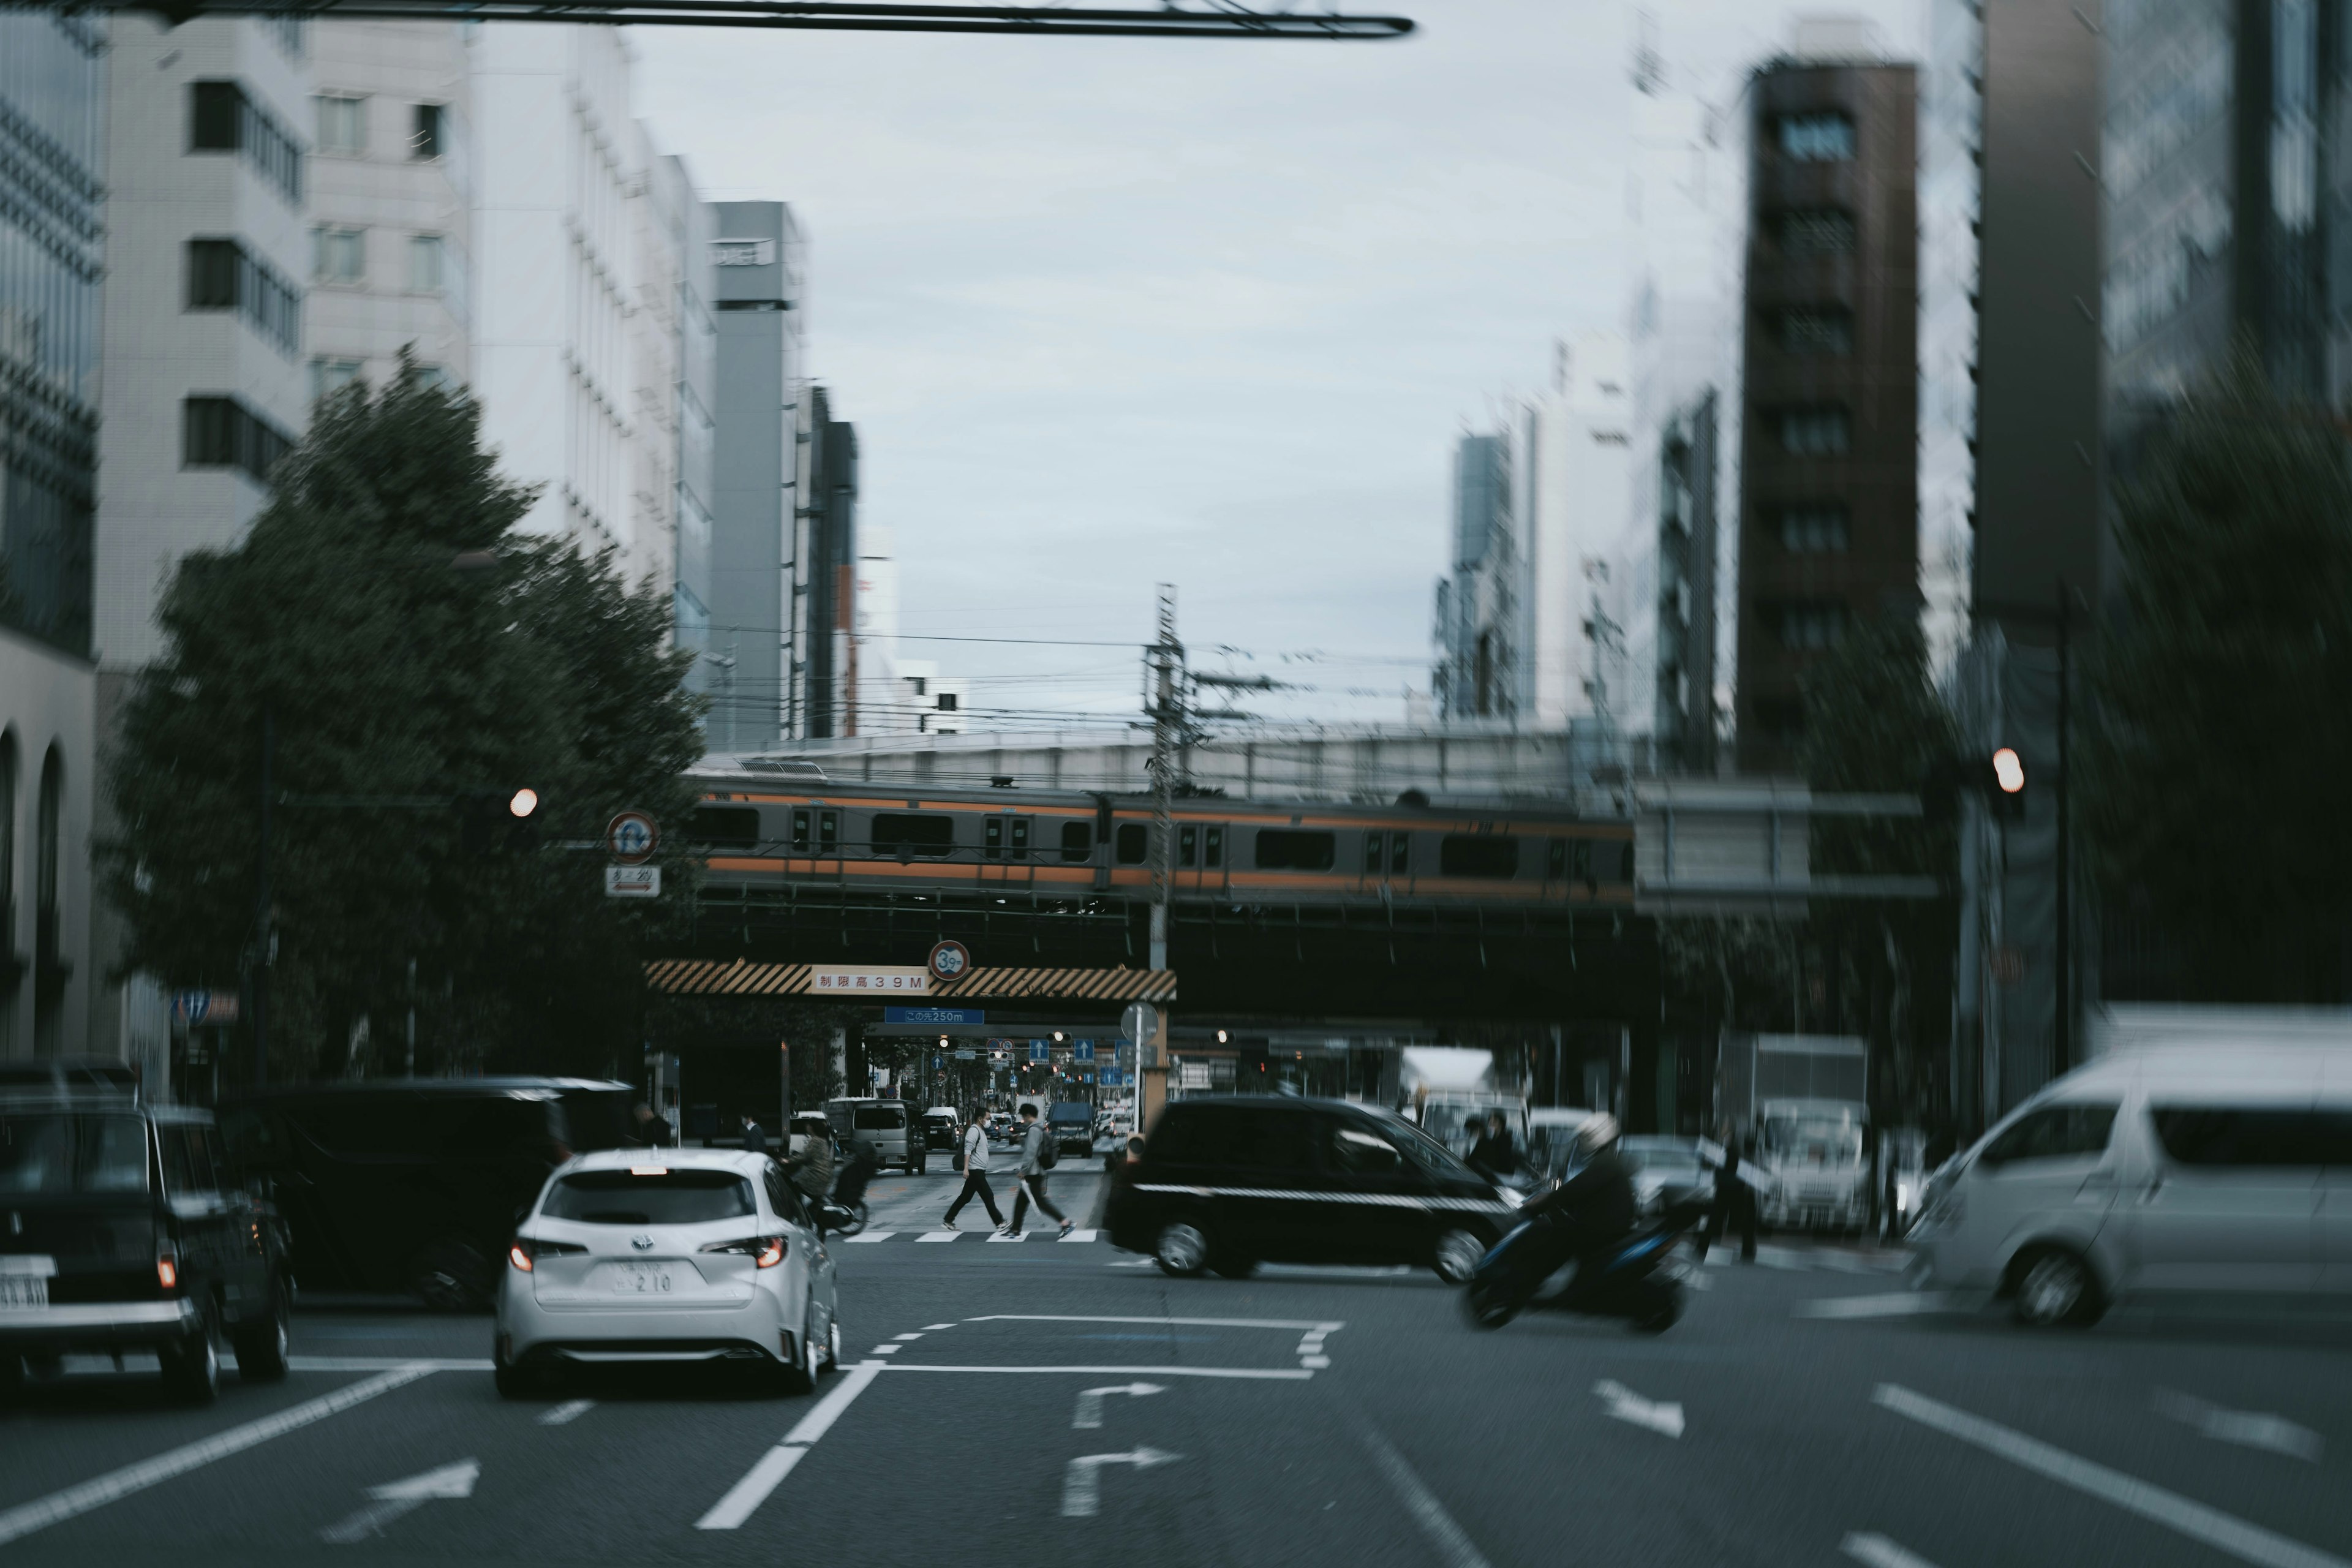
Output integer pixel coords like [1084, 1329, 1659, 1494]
[1104, 1095, 1521, 1282]
[1, 1093, 292, 1404]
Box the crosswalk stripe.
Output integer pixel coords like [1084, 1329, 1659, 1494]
[987, 1231, 1027, 1243]
[1061, 1229, 1099, 1243]
[842, 1232, 895, 1244]
[916, 1231, 960, 1243]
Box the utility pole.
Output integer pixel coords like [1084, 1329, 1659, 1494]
[250, 705, 274, 1087]
[1145, 585, 1183, 972]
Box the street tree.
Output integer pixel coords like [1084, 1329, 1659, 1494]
[103, 360, 706, 1079]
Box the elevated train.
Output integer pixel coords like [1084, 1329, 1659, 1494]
[687, 768, 1634, 910]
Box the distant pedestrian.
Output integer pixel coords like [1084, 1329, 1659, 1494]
[1705, 1121, 1758, 1263]
[631, 1101, 673, 1148]
[1007, 1104, 1071, 1238]
[943, 1115, 1005, 1229]
[1468, 1110, 1518, 1181]
[739, 1113, 767, 1156]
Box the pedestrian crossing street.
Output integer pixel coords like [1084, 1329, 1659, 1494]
[839, 1228, 1102, 1245]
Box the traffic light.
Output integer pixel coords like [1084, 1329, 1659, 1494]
[460, 788, 541, 856]
[1987, 747, 2026, 821]
[1919, 750, 2027, 822]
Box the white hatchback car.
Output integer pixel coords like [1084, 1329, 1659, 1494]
[495, 1148, 840, 1396]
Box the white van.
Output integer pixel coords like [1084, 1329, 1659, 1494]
[1910, 1037, 2352, 1325]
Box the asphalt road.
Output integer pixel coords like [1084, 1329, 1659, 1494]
[6, 1164, 2352, 1568]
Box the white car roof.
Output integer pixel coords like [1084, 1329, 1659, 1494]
[562, 1147, 771, 1175]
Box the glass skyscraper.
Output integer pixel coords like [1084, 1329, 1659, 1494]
[0, 12, 103, 657]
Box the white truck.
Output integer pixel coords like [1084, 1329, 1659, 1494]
[1719, 1033, 1872, 1234]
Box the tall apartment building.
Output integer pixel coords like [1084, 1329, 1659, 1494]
[800, 385, 859, 737]
[303, 22, 472, 403]
[1732, 49, 1919, 770]
[0, 12, 104, 1065]
[707, 200, 804, 753]
[664, 165, 718, 722]
[1432, 339, 1630, 729]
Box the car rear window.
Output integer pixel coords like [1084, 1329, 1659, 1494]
[853, 1107, 906, 1130]
[1047, 1105, 1091, 1124]
[0, 1114, 150, 1196]
[543, 1169, 756, 1224]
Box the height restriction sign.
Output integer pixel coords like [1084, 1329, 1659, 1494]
[606, 810, 658, 864]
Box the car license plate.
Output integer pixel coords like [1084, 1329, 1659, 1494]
[609, 1263, 679, 1295]
[0, 1276, 48, 1310]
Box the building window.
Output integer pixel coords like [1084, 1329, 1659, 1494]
[412, 364, 448, 391]
[1779, 306, 1852, 355]
[1777, 506, 1851, 553]
[311, 357, 365, 403]
[937, 692, 958, 712]
[188, 81, 302, 203]
[1777, 405, 1851, 455]
[1778, 111, 1856, 162]
[1774, 601, 1850, 650]
[412, 102, 445, 160]
[409, 233, 444, 294]
[183, 396, 294, 483]
[315, 93, 366, 156]
[314, 226, 365, 284]
[184, 238, 300, 355]
[1776, 208, 1856, 253]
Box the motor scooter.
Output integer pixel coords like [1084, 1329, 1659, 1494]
[818, 1144, 881, 1237]
[1461, 1199, 1708, 1335]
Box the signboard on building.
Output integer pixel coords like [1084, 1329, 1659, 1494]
[712, 238, 777, 266]
[885, 1006, 983, 1025]
[811, 967, 930, 994]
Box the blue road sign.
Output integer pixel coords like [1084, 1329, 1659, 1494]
[886, 1006, 984, 1026]
[1074, 1041, 1096, 1063]
[1098, 1070, 1126, 1087]
[1028, 1040, 1049, 1061]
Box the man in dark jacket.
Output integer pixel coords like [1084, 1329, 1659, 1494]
[1704, 1121, 1759, 1262]
[1509, 1113, 1637, 1286]
[1466, 1111, 1519, 1182]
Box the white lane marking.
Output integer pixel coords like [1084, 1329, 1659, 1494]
[1594, 1379, 1684, 1439]
[0, 1363, 437, 1548]
[1358, 1422, 1496, 1568]
[1795, 1292, 1962, 1319]
[870, 1344, 902, 1355]
[1061, 1447, 1182, 1517]
[696, 1361, 887, 1530]
[921, 1322, 956, 1331]
[1073, 1381, 1166, 1430]
[1301, 1355, 1332, 1369]
[1061, 1229, 1099, 1243]
[842, 1231, 896, 1244]
[879, 1363, 1313, 1380]
[893, 1332, 924, 1340]
[1872, 1384, 2352, 1568]
[290, 1357, 494, 1371]
[2153, 1390, 2325, 1463]
[916, 1231, 960, 1243]
[320, 1458, 478, 1544]
[964, 1314, 1346, 1330]
[987, 1231, 1028, 1243]
[536, 1400, 595, 1427]
[1841, 1531, 1942, 1568]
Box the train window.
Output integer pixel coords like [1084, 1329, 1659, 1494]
[1179, 825, 1197, 867]
[1009, 817, 1030, 861]
[1116, 823, 1147, 865]
[818, 812, 838, 851]
[1060, 821, 1092, 862]
[1440, 835, 1519, 878]
[792, 810, 811, 853]
[1391, 832, 1409, 875]
[870, 813, 955, 858]
[689, 806, 761, 847]
[984, 817, 1003, 860]
[1363, 832, 1383, 874]
[1547, 837, 1567, 878]
[1254, 829, 1335, 872]
[1205, 826, 1224, 867]
[1606, 840, 1633, 881]
[1572, 839, 1592, 881]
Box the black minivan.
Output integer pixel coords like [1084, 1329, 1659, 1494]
[1104, 1095, 1521, 1281]
[219, 1078, 636, 1308]
[2, 1093, 292, 1404]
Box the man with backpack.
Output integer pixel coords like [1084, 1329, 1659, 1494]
[1008, 1102, 1072, 1238]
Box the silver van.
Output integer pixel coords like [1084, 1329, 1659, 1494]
[824, 1098, 925, 1174]
[1909, 1038, 2352, 1325]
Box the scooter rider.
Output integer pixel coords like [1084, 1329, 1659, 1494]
[1515, 1112, 1636, 1280]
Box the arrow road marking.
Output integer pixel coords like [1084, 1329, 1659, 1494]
[1873, 1384, 2352, 1568]
[320, 1458, 478, 1544]
[0, 1362, 437, 1548]
[1060, 1447, 1183, 1517]
[1073, 1382, 1166, 1429]
[1594, 1379, 1684, 1439]
[2153, 1390, 2324, 1463]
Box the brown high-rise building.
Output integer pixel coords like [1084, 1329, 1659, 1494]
[1733, 56, 1918, 772]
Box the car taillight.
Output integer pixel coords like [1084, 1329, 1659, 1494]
[509, 1237, 587, 1272]
[699, 1235, 787, 1268]
[157, 1253, 179, 1291]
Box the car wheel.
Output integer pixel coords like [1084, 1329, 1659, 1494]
[159, 1302, 222, 1406]
[2011, 1247, 2105, 1328]
[1154, 1221, 1210, 1278]
[778, 1311, 819, 1396]
[1432, 1227, 1486, 1285]
[232, 1277, 292, 1381]
[1629, 1279, 1684, 1335]
[824, 1317, 842, 1373]
[1462, 1280, 1517, 1330]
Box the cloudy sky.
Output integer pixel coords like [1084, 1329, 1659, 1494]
[633, 0, 1918, 733]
